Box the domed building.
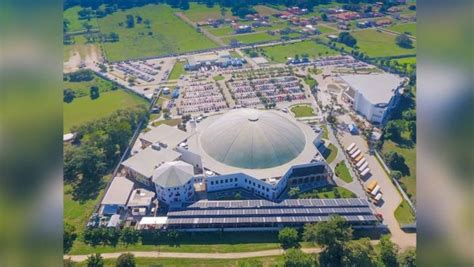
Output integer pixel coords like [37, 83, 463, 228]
[179, 108, 333, 200]
[152, 161, 195, 205]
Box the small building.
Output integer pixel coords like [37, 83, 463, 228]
[100, 177, 134, 216]
[328, 34, 339, 41]
[63, 133, 76, 142]
[234, 24, 252, 34]
[127, 188, 156, 216]
[139, 124, 191, 149]
[152, 161, 196, 205]
[348, 123, 359, 134]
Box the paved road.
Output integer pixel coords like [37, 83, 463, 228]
[65, 247, 323, 262]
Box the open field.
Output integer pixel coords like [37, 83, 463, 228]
[64, 89, 148, 132]
[388, 23, 416, 36]
[317, 25, 337, 34]
[207, 26, 235, 36]
[64, 6, 98, 32]
[74, 256, 285, 267]
[394, 200, 416, 225]
[291, 105, 315, 117]
[260, 40, 337, 63]
[335, 161, 353, 183]
[322, 143, 338, 164]
[299, 185, 356, 199]
[168, 61, 186, 80]
[382, 139, 416, 200]
[182, 3, 235, 22]
[63, 35, 99, 62]
[97, 4, 219, 61]
[391, 56, 416, 72]
[254, 5, 281, 16]
[64, 73, 116, 97]
[222, 32, 280, 45]
[351, 29, 416, 58]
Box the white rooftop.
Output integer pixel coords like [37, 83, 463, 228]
[121, 146, 181, 178]
[127, 188, 155, 207]
[152, 161, 194, 188]
[340, 73, 404, 104]
[140, 124, 191, 149]
[139, 216, 168, 225]
[101, 177, 134, 206]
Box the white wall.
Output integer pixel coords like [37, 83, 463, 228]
[155, 177, 195, 205]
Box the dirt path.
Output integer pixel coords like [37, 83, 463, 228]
[175, 12, 226, 47]
[66, 247, 323, 262]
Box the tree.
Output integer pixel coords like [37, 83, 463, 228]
[402, 109, 416, 121]
[391, 170, 403, 180]
[86, 253, 104, 267]
[338, 32, 357, 47]
[303, 215, 352, 266]
[64, 258, 75, 267]
[90, 86, 100, 99]
[180, 0, 189, 10]
[220, 7, 227, 18]
[399, 248, 416, 267]
[98, 63, 108, 72]
[126, 14, 135, 28]
[116, 253, 136, 267]
[288, 187, 300, 198]
[109, 32, 120, 42]
[120, 228, 140, 246]
[278, 227, 300, 249]
[64, 88, 76, 103]
[342, 238, 378, 267]
[283, 248, 315, 267]
[135, 15, 143, 24]
[83, 22, 93, 33]
[407, 121, 416, 143]
[396, 34, 413, 48]
[379, 235, 399, 267]
[64, 19, 70, 33]
[321, 13, 328, 21]
[383, 120, 403, 141]
[64, 223, 77, 253]
[384, 151, 408, 175]
[144, 19, 151, 28]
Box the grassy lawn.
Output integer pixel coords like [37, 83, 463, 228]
[388, 23, 416, 36]
[291, 105, 315, 117]
[350, 29, 416, 58]
[74, 256, 285, 267]
[321, 125, 329, 139]
[64, 6, 98, 32]
[63, 35, 99, 62]
[182, 3, 235, 22]
[64, 73, 116, 97]
[213, 74, 225, 81]
[382, 139, 416, 200]
[64, 89, 148, 132]
[335, 160, 353, 183]
[391, 56, 416, 72]
[222, 32, 280, 45]
[299, 185, 356, 199]
[317, 25, 337, 34]
[168, 61, 186, 80]
[151, 118, 181, 127]
[69, 231, 285, 255]
[394, 200, 416, 225]
[304, 75, 317, 89]
[260, 40, 337, 63]
[97, 4, 219, 61]
[254, 5, 281, 16]
[322, 143, 338, 164]
[229, 50, 241, 58]
[207, 26, 235, 36]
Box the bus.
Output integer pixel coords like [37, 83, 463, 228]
[346, 143, 356, 152]
[356, 158, 366, 168]
[367, 180, 378, 192]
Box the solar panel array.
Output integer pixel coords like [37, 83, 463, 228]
[166, 198, 377, 227]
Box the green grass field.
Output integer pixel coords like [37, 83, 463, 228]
[63, 35, 99, 62]
[222, 32, 280, 45]
[382, 139, 416, 200]
[394, 200, 416, 225]
[299, 185, 356, 199]
[254, 5, 281, 16]
[182, 3, 235, 22]
[97, 4, 219, 61]
[229, 50, 241, 58]
[168, 61, 186, 80]
[335, 160, 353, 183]
[323, 143, 338, 164]
[391, 56, 416, 72]
[260, 40, 337, 63]
[317, 25, 337, 34]
[64, 73, 116, 97]
[388, 23, 416, 36]
[351, 29, 416, 58]
[207, 26, 235, 36]
[321, 125, 329, 139]
[64, 6, 98, 32]
[291, 105, 315, 117]
[64, 89, 148, 132]
[74, 256, 285, 267]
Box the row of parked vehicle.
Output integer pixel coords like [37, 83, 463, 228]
[345, 143, 382, 204]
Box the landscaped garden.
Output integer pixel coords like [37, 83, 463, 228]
[97, 4, 219, 61]
[322, 143, 338, 164]
[290, 105, 315, 118]
[335, 160, 353, 183]
[299, 185, 356, 199]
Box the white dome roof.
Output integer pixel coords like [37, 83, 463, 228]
[152, 161, 194, 188]
[200, 109, 306, 169]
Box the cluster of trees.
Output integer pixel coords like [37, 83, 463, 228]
[396, 34, 413, 48]
[83, 227, 140, 247]
[64, 107, 148, 200]
[338, 31, 357, 47]
[279, 216, 416, 267]
[64, 252, 136, 267]
[65, 69, 94, 82]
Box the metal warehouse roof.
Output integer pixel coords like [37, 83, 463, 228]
[101, 177, 134, 206]
[340, 73, 404, 104]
